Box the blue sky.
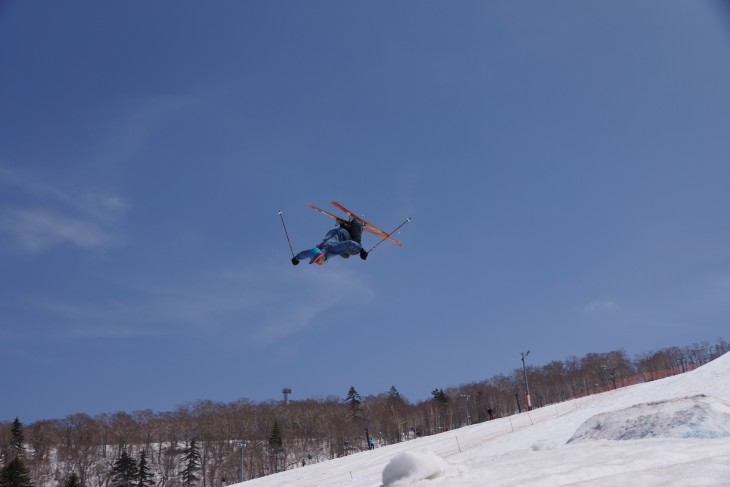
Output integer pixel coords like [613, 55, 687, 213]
[2, 1, 730, 422]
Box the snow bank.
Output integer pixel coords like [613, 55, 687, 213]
[381, 450, 448, 486]
[568, 394, 730, 442]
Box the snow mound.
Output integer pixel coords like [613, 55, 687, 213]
[568, 394, 730, 442]
[381, 450, 448, 486]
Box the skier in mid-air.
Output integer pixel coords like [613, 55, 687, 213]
[291, 218, 368, 266]
[279, 201, 408, 266]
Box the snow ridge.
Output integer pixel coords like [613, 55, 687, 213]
[568, 394, 730, 442]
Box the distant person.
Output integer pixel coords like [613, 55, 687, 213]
[487, 408, 495, 420]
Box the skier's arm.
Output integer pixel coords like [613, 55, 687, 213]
[294, 248, 316, 261]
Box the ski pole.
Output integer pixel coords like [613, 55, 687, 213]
[278, 210, 296, 258]
[367, 217, 412, 254]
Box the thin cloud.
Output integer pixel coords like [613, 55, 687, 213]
[0, 209, 117, 252]
[95, 94, 193, 169]
[579, 298, 620, 313]
[0, 165, 128, 253]
[0, 94, 190, 253]
[10, 261, 374, 347]
[253, 268, 373, 346]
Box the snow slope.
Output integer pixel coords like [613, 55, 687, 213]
[240, 353, 730, 486]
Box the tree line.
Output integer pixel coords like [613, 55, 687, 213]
[1, 339, 727, 487]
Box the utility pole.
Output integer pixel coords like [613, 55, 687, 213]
[521, 350, 532, 411]
[460, 394, 471, 425]
[238, 441, 246, 482]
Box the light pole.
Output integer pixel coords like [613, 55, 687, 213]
[238, 441, 246, 482]
[460, 394, 471, 425]
[521, 350, 532, 411]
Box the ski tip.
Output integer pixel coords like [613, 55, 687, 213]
[277, 210, 283, 215]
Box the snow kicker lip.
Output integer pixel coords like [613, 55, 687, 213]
[567, 394, 730, 442]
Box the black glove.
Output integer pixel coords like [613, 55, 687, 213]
[359, 249, 368, 260]
[291, 257, 300, 265]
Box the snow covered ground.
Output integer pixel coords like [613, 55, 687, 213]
[239, 352, 730, 486]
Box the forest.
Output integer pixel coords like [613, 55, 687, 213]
[1, 339, 728, 487]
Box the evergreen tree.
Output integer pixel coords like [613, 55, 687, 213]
[388, 386, 401, 400]
[65, 473, 82, 487]
[10, 419, 24, 457]
[345, 386, 363, 419]
[179, 440, 201, 487]
[388, 386, 405, 412]
[431, 388, 449, 431]
[431, 388, 449, 404]
[387, 385, 406, 441]
[267, 422, 284, 473]
[0, 457, 33, 487]
[267, 422, 283, 450]
[137, 451, 153, 487]
[111, 451, 138, 487]
[345, 386, 362, 407]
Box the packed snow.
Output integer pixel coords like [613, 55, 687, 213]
[240, 353, 730, 486]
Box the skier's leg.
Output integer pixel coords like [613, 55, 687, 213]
[348, 219, 363, 244]
[327, 240, 362, 257]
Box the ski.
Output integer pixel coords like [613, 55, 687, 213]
[329, 201, 403, 246]
[305, 202, 403, 246]
[305, 203, 387, 239]
[304, 204, 349, 226]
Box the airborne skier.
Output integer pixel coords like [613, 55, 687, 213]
[279, 202, 410, 267]
[291, 218, 367, 266]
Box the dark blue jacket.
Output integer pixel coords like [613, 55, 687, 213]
[295, 227, 363, 263]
